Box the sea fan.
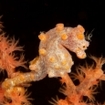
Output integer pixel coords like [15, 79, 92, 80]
[4, 87, 32, 105]
[0, 34, 27, 77]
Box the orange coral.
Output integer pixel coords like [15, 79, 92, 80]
[55, 56, 105, 105]
[0, 35, 27, 77]
[3, 87, 32, 105]
[0, 86, 5, 103]
[0, 20, 32, 105]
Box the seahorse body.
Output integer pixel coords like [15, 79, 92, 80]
[1, 23, 90, 90]
[29, 23, 89, 79]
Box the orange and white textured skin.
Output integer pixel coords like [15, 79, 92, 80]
[29, 23, 89, 78]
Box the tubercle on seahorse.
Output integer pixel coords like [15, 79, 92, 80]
[29, 23, 90, 78]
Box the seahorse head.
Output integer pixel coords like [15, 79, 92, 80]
[60, 24, 89, 59]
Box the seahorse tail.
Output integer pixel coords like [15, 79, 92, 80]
[1, 72, 35, 90]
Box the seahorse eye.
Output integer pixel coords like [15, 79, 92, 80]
[83, 45, 86, 48]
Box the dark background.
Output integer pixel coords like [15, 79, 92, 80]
[0, 0, 105, 105]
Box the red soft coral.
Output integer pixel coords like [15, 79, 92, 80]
[0, 86, 5, 103]
[3, 87, 32, 105]
[56, 56, 105, 105]
[0, 34, 27, 77]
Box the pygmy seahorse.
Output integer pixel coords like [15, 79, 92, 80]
[29, 23, 89, 79]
